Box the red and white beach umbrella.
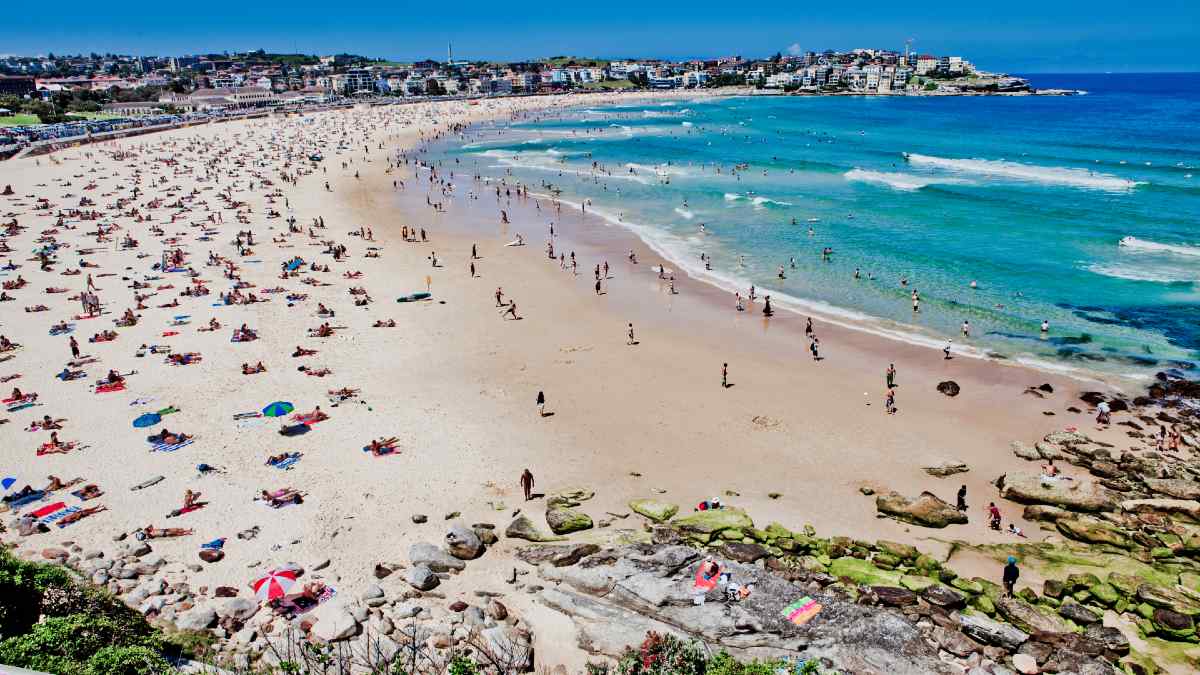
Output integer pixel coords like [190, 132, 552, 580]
[251, 568, 299, 602]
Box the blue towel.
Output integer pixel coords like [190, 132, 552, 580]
[200, 538, 226, 550]
[150, 438, 194, 453]
[271, 456, 300, 470]
[6, 490, 46, 507]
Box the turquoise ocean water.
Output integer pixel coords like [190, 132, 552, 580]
[443, 74, 1200, 380]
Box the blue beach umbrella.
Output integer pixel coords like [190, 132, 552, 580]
[133, 412, 162, 428]
[2, 477, 16, 495]
[262, 401, 295, 418]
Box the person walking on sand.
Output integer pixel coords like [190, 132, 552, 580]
[722, 363, 728, 389]
[69, 336, 80, 359]
[595, 278, 602, 295]
[956, 485, 967, 512]
[943, 339, 953, 360]
[627, 323, 636, 345]
[503, 301, 518, 320]
[469, 261, 476, 278]
[536, 391, 545, 417]
[1002, 556, 1019, 597]
[886, 363, 896, 388]
[885, 388, 896, 414]
[520, 469, 535, 501]
[495, 287, 504, 307]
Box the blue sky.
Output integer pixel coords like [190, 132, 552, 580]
[4, 0, 1199, 72]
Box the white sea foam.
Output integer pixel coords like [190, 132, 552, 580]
[844, 168, 969, 191]
[1086, 263, 1198, 284]
[904, 153, 1143, 191]
[681, 121, 694, 127]
[1119, 236, 1200, 258]
[674, 207, 695, 219]
[723, 192, 793, 208]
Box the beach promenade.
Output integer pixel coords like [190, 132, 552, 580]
[0, 92, 1161, 669]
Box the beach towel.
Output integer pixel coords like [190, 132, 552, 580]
[150, 438, 193, 453]
[363, 445, 399, 457]
[57, 371, 86, 381]
[94, 381, 125, 394]
[290, 413, 326, 426]
[71, 487, 102, 501]
[53, 507, 84, 528]
[236, 417, 267, 430]
[278, 424, 309, 437]
[7, 401, 40, 413]
[270, 455, 301, 470]
[781, 597, 823, 626]
[200, 537, 226, 550]
[27, 501, 66, 519]
[167, 503, 205, 518]
[162, 331, 179, 337]
[131, 476, 164, 491]
[6, 490, 46, 508]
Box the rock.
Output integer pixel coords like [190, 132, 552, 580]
[1055, 516, 1132, 549]
[872, 586, 918, 607]
[546, 507, 593, 535]
[199, 549, 224, 563]
[409, 542, 466, 572]
[995, 596, 1073, 636]
[932, 626, 980, 657]
[1136, 583, 1200, 616]
[923, 460, 970, 477]
[921, 584, 967, 609]
[480, 625, 533, 671]
[474, 526, 499, 545]
[828, 557, 902, 587]
[486, 599, 508, 621]
[1143, 478, 1200, 501]
[1083, 625, 1129, 656]
[516, 543, 601, 568]
[547, 487, 595, 509]
[1012, 442, 1042, 461]
[937, 381, 960, 397]
[374, 563, 395, 579]
[41, 547, 68, 561]
[1022, 505, 1069, 523]
[504, 515, 565, 542]
[875, 491, 967, 528]
[1058, 599, 1100, 624]
[671, 508, 755, 543]
[1151, 608, 1194, 639]
[412, 514, 428, 524]
[176, 605, 217, 631]
[1012, 653, 1039, 674]
[719, 542, 769, 563]
[392, 603, 422, 619]
[309, 558, 331, 571]
[999, 473, 1119, 512]
[445, 524, 484, 560]
[1120, 499, 1200, 523]
[219, 597, 258, 621]
[405, 565, 439, 591]
[361, 584, 385, 604]
[309, 602, 359, 642]
[628, 499, 679, 523]
[959, 612, 1030, 651]
[449, 601, 469, 612]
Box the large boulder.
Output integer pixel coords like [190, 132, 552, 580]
[1058, 599, 1101, 625]
[218, 597, 258, 622]
[1151, 608, 1195, 640]
[671, 508, 754, 543]
[719, 542, 769, 564]
[505, 515, 565, 542]
[408, 542, 466, 572]
[1055, 516, 1133, 549]
[546, 507, 593, 535]
[309, 602, 359, 642]
[1083, 624, 1129, 656]
[445, 524, 484, 560]
[828, 557, 902, 587]
[1136, 583, 1200, 617]
[176, 605, 217, 631]
[629, 499, 679, 523]
[516, 543, 600, 567]
[995, 595, 1074, 636]
[1143, 478, 1200, 501]
[959, 611, 1029, 651]
[1120, 499, 1200, 523]
[999, 474, 1119, 513]
[875, 491, 967, 528]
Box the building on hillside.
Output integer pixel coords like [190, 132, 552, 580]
[342, 69, 376, 94]
[101, 101, 168, 116]
[161, 86, 276, 112]
[0, 76, 36, 96]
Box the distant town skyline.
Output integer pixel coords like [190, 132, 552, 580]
[4, 0, 1199, 73]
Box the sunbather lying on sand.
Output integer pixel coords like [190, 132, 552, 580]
[75, 484, 103, 500]
[90, 330, 118, 343]
[308, 323, 334, 337]
[259, 487, 304, 507]
[373, 319, 395, 327]
[58, 505, 106, 526]
[137, 524, 193, 539]
[242, 362, 267, 374]
[367, 437, 399, 456]
[292, 346, 317, 357]
[149, 428, 191, 445]
[25, 304, 49, 312]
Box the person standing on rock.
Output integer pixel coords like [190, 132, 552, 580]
[520, 469, 535, 501]
[1003, 556, 1020, 597]
[956, 485, 967, 512]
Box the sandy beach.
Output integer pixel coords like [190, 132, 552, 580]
[0, 91, 1178, 670]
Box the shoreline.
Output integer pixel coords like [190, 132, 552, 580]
[0, 92, 1193, 672]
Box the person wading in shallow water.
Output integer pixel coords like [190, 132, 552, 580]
[520, 469, 535, 501]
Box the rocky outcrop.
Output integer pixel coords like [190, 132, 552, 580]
[533, 544, 960, 672]
[546, 507, 593, 535]
[875, 491, 967, 528]
[505, 515, 565, 542]
[629, 499, 679, 523]
[408, 542, 466, 572]
[671, 508, 755, 543]
[999, 473, 1119, 512]
[922, 460, 969, 477]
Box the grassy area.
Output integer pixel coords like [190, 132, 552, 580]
[544, 56, 611, 68]
[0, 114, 41, 127]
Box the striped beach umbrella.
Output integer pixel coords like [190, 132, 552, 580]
[261, 401, 294, 418]
[251, 568, 299, 602]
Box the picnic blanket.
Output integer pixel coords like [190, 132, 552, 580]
[150, 438, 193, 453]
